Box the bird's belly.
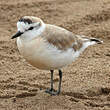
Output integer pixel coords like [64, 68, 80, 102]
[17, 38, 79, 70]
[25, 49, 76, 70]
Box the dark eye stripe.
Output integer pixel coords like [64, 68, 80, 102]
[19, 18, 32, 24]
[28, 27, 34, 30]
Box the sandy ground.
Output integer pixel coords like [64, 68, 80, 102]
[0, 0, 110, 109]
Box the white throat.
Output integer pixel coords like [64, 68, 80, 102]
[17, 22, 46, 42]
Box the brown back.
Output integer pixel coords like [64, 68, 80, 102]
[41, 24, 83, 51]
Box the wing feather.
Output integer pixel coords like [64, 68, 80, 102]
[41, 24, 82, 51]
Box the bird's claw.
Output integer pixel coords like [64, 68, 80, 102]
[45, 88, 60, 95]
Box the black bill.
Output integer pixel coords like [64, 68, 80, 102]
[11, 31, 23, 39]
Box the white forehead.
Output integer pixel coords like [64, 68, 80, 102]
[17, 21, 30, 32]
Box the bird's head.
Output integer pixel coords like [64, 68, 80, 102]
[12, 16, 44, 39]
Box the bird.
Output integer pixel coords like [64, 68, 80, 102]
[12, 16, 103, 95]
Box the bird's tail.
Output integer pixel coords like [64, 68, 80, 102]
[90, 38, 103, 44]
[76, 35, 103, 44]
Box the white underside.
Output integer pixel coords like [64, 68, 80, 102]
[17, 37, 83, 70]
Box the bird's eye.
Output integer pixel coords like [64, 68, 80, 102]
[28, 27, 34, 30]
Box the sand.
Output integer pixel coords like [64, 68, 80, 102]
[0, 0, 110, 109]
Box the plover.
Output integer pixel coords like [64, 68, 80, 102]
[12, 16, 103, 95]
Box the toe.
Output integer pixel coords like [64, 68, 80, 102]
[45, 89, 60, 95]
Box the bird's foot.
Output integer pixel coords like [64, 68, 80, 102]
[45, 88, 60, 95]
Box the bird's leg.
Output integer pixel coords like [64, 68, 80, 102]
[45, 69, 62, 95]
[45, 70, 55, 93]
[50, 70, 54, 91]
[57, 69, 62, 94]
